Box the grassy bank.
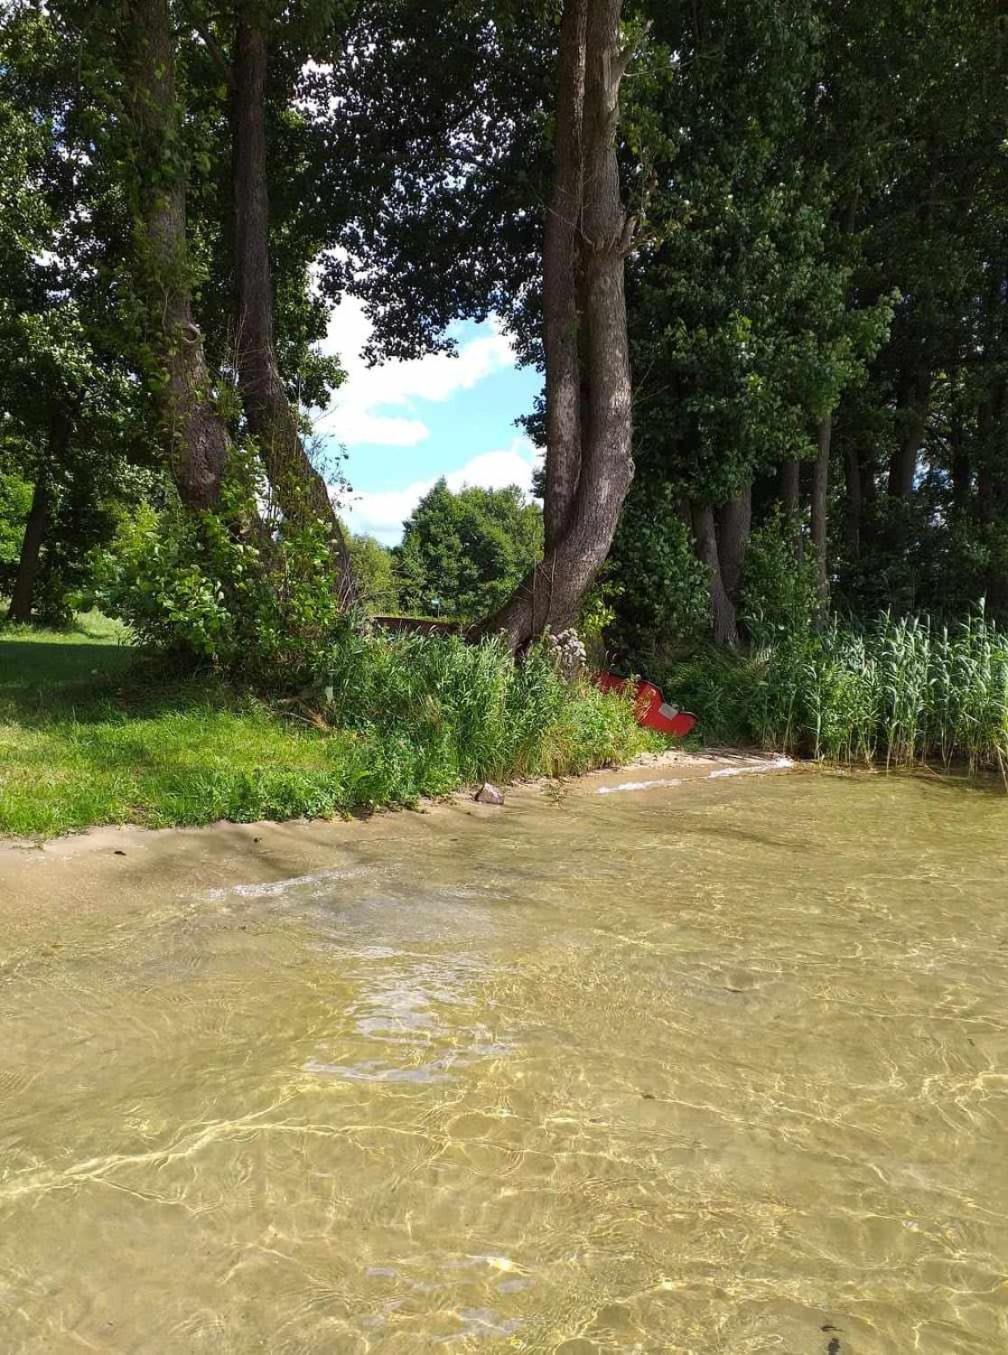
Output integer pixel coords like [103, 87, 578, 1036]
[0, 614, 658, 838]
[664, 610, 1008, 776]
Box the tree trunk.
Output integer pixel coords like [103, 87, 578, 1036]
[690, 501, 737, 647]
[715, 483, 751, 603]
[779, 459, 800, 514]
[7, 476, 51, 624]
[232, 6, 354, 602]
[811, 413, 831, 603]
[844, 442, 862, 556]
[8, 408, 74, 623]
[541, 0, 586, 550]
[476, 0, 634, 650]
[887, 366, 930, 499]
[124, 0, 231, 510]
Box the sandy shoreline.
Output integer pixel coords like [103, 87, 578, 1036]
[0, 749, 794, 924]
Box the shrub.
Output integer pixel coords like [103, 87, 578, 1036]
[739, 509, 820, 643]
[315, 630, 653, 796]
[94, 501, 354, 684]
[605, 481, 710, 667]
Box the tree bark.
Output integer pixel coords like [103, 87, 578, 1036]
[887, 366, 930, 499]
[811, 413, 832, 605]
[124, 0, 231, 510]
[779, 459, 800, 514]
[690, 501, 737, 647]
[715, 483, 751, 603]
[686, 485, 748, 648]
[232, 6, 354, 602]
[7, 476, 51, 624]
[541, 0, 586, 550]
[476, 0, 634, 650]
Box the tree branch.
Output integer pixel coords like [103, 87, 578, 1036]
[192, 19, 233, 91]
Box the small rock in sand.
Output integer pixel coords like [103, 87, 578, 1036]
[475, 783, 504, 806]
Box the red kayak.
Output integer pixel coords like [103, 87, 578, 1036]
[594, 672, 697, 738]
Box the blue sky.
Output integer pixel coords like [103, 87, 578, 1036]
[313, 300, 542, 545]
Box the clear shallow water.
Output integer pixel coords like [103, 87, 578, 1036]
[1, 771, 1007, 1353]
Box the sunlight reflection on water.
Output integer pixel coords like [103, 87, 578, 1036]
[1, 770, 1007, 1352]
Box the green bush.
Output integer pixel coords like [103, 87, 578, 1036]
[739, 509, 820, 642]
[605, 480, 710, 666]
[316, 629, 653, 796]
[94, 500, 355, 684]
[0, 470, 33, 576]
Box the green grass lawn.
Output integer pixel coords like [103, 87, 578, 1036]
[0, 613, 383, 837]
[1, 612, 655, 839]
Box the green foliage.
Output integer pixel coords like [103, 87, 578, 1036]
[94, 497, 354, 684]
[394, 479, 542, 621]
[663, 609, 1008, 775]
[0, 471, 32, 572]
[7, 0, 1007, 675]
[624, 1, 891, 503]
[345, 529, 399, 614]
[576, 584, 617, 670]
[739, 510, 820, 644]
[605, 481, 710, 667]
[0, 617, 656, 837]
[316, 630, 650, 794]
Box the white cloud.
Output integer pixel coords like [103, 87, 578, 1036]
[342, 438, 539, 546]
[312, 295, 517, 448]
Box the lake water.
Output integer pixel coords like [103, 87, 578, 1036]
[1, 769, 1006, 1353]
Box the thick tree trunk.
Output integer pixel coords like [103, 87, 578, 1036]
[232, 7, 353, 602]
[887, 366, 930, 499]
[779, 459, 800, 514]
[811, 413, 831, 603]
[715, 483, 751, 602]
[124, 0, 230, 509]
[7, 476, 51, 624]
[541, 0, 586, 550]
[844, 442, 862, 556]
[476, 0, 634, 650]
[690, 501, 737, 647]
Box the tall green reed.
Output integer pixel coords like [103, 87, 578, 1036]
[664, 606, 1008, 776]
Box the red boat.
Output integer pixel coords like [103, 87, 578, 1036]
[594, 672, 697, 738]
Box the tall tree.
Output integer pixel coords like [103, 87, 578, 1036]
[230, 0, 354, 598]
[0, 5, 147, 621]
[613, 0, 891, 645]
[477, 0, 636, 650]
[395, 480, 543, 622]
[121, 0, 233, 510]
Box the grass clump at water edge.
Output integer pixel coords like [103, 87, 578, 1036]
[0, 617, 659, 838]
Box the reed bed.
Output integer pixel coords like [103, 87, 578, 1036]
[666, 608, 1008, 777]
